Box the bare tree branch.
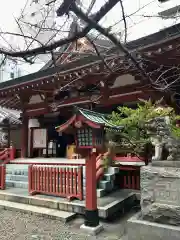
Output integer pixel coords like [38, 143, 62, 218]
[71, 2, 151, 84]
[0, 0, 119, 58]
[119, 0, 127, 43]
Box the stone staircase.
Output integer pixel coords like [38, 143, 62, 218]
[96, 167, 119, 198]
[6, 164, 29, 189]
[5, 164, 119, 198]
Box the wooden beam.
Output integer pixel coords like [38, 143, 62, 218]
[25, 108, 48, 117]
[25, 102, 47, 110]
[109, 83, 146, 96]
[25, 84, 150, 110]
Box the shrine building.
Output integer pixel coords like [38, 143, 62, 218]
[0, 22, 178, 229]
[0, 23, 179, 158]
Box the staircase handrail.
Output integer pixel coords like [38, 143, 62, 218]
[0, 145, 16, 164]
[0, 149, 7, 157]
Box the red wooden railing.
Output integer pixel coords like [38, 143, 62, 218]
[119, 168, 140, 190]
[0, 146, 16, 164]
[96, 151, 112, 182]
[28, 165, 83, 201]
[96, 154, 104, 182]
[0, 165, 5, 190]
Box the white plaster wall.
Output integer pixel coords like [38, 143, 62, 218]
[28, 94, 44, 105]
[28, 118, 40, 157]
[111, 74, 139, 88]
[28, 118, 40, 128]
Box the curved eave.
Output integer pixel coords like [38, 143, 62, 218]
[55, 115, 76, 132]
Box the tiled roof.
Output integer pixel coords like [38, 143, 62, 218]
[55, 107, 123, 132]
[0, 107, 21, 125]
[76, 107, 122, 129]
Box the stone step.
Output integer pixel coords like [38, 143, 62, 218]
[0, 199, 76, 223]
[6, 164, 28, 170]
[0, 188, 138, 219]
[99, 180, 113, 191]
[6, 174, 28, 182]
[83, 189, 106, 198]
[96, 189, 106, 198]
[107, 167, 119, 175]
[6, 169, 28, 176]
[104, 173, 116, 181]
[6, 180, 28, 189]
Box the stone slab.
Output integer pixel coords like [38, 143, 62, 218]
[0, 188, 139, 219]
[0, 199, 76, 223]
[9, 158, 86, 165]
[127, 212, 180, 240]
[152, 161, 180, 168]
[6, 174, 28, 181]
[6, 180, 28, 189]
[80, 223, 104, 235]
[143, 203, 180, 226]
[141, 165, 180, 215]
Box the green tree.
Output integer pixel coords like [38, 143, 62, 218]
[106, 99, 180, 157]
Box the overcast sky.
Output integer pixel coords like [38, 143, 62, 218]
[0, 0, 26, 31]
[1, 0, 180, 39]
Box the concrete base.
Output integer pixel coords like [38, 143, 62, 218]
[0, 199, 76, 223]
[0, 188, 138, 219]
[127, 212, 180, 240]
[80, 223, 104, 235]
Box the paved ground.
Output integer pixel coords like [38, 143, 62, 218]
[0, 206, 139, 240]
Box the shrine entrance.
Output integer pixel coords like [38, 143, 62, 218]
[45, 122, 75, 158]
[55, 132, 75, 158]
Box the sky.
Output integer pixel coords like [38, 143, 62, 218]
[1, 0, 180, 40]
[0, 0, 180, 79]
[0, 0, 26, 31]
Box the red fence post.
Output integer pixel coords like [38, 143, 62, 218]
[28, 165, 33, 195]
[77, 167, 83, 200]
[121, 169, 140, 190]
[136, 170, 140, 190]
[0, 165, 6, 190]
[27, 165, 83, 200]
[9, 143, 16, 161]
[84, 148, 99, 227]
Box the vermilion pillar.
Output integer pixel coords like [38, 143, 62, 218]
[84, 148, 99, 227]
[21, 114, 28, 158]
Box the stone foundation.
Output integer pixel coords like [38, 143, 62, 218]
[141, 165, 180, 220]
[127, 164, 180, 239]
[127, 212, 180, 240]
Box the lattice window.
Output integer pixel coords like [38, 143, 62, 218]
[77, 128, 93, 147]
[94, 129, 103, 146]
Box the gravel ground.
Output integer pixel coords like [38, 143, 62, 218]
[0, 208, 138, 240]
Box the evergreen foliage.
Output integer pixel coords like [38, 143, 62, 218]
[106, 99, 180, 156]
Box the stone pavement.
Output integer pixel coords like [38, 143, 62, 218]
[0, 206, 139, 240]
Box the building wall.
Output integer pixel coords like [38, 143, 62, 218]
[10, 129, 21, 149]
[28, 118, 40, 157]
[111, 74, 139, 88]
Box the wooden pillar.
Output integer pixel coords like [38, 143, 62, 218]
[84, 148, 99, 227]
[21, 114, 28, 158]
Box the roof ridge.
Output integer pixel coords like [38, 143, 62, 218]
[75, 106, 108, 117]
